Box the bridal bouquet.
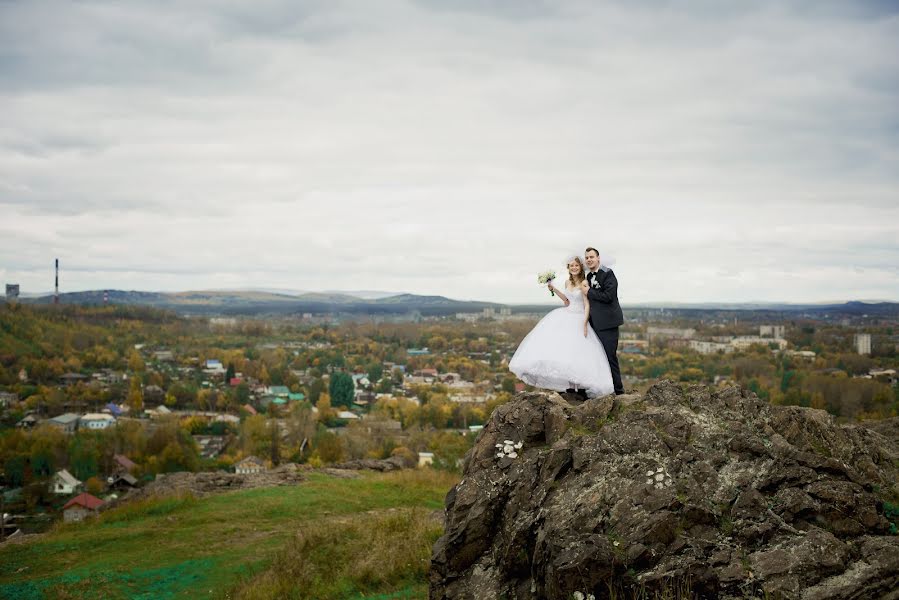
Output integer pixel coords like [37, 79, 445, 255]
[537, 270, 556, 296]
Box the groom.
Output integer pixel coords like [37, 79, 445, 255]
[581, 247, 625, 395]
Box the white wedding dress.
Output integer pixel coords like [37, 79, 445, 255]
[509, 284, 615, 398]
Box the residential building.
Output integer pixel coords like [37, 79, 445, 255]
[51, 469, 82, 495]
[109, 472, 138, 491]
[689, 340, 734, 355]
[114, 454, 137, 473]
[153, 350, 174, 361]
[46, 413, 80, 434]
[418, 452, 434, 468]
[0, 391, 18, 408]
[731, 336, 788, 351]
[60, 373, 88, 386]
[759, 325, 785, 338]
[5, 284, 19, 303]
[193, 435, 228, 459]
[647, 327, 696, 342]
[234, 456, 266, 475]
[145, 405, 172, 418]
[855, 333, 872, 355]
[80, 413, 116, 430]
[62, 493, 105, 522]
[621, 339, 649, 354]
[16, 414, 38, 429]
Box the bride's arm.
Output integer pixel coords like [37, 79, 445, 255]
[583, 293, 590, 337]
[548, 282, 570, 306]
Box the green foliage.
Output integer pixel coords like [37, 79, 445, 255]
[428, 431, 475, 472]
[328, 371, 355, 408]
[885, 501, 899, 535]
[236, 382, 250, 404]
[367, 362, 383, 383]
[68, 436, 100, 481]
[312, 426, 345, 464]
[3, 454, 26, 486]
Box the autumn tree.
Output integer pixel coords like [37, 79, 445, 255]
[127, 377, 144, 413]
[127, 349, 145, 372]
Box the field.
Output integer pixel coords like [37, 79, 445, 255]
[0, 469, 458, 600]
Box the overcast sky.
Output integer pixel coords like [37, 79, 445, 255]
[1, 0, 897, 305]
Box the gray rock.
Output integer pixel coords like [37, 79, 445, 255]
[429, 381, 899, 599]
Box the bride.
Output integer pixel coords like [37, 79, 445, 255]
[509, 255, 615, 398]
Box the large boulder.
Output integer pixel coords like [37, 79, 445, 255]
[429, 382, 899, 599]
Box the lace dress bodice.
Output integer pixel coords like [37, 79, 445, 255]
[560, 284, 585, 313]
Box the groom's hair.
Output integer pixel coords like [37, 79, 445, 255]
[585, 247, 599, 256]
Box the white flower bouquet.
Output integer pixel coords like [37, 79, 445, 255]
[537, 270, 556, 296]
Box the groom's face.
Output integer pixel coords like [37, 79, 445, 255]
[585, 250, 599, 271]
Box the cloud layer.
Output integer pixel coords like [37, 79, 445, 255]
[2, 0, 897, 304]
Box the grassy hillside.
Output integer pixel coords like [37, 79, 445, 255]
[0, 469, 457, 600]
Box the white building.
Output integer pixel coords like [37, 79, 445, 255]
[760, 325, 786, 338]
[647, 327, 696, 341]
[855, 333, 872, 355]
[418, 452, 434, 468]
[0, 391, 17, 408]
[785, 349, 817, 360]
[689, 340, 734, 355]
[731, 336, 788, 351]
[51, 469, 82, 495]
[234, 456, 266, 474]
[79, 413, 116, 430]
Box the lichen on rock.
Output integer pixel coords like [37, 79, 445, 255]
[429, 381, 899, 600]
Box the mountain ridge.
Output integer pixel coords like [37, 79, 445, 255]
[9, 290, 898, 317]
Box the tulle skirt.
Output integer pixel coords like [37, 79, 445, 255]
[509, 307, 615, 398]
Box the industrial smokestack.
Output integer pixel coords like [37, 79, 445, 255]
[54, 259, 59, 305]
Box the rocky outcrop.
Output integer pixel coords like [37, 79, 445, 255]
[117, 463, 307, 502]
[331, 456, 409, 472]
[430, 381, 899, 599]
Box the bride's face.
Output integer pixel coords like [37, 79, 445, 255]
[567, 260, 582, 275]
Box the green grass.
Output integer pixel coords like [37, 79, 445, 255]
[0, 469, 458, 599]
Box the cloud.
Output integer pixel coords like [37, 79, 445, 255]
[1, 0, 897, 303]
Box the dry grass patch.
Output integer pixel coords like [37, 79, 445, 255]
[231, 507, 443, 600]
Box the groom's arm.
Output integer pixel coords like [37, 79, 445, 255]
[587, 271, 618, 304]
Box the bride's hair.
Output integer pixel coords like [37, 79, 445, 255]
[567, 257, 586, 288]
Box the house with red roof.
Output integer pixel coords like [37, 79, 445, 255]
[63, 492, 105, 522]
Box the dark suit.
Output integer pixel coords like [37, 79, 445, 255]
[585, 268, 624, 394]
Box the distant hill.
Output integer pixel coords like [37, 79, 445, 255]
[17, 289, 511, 316]
[14, 290, 897, 318]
